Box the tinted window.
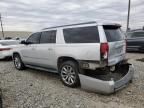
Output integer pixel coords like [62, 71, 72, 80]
[63, 26, 99, 43]
[26, 32, 41, 44]
[131, 32, 144, 38]
[104, 26, 124, 42]
[40, 30, 56, 43]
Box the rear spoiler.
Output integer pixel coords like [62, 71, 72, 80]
[103, 23, 121, 27]
[103, 24, 121, 29]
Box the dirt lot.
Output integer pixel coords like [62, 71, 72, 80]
[0, 53, 144, 108]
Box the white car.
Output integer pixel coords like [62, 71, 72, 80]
[12, 22, 134, 94]
[0, 40, 20, 59]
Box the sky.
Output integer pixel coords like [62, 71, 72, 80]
[0, 0, 144, 31]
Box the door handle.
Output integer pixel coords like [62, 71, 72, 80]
[48, 48, 53, 51]
[32, 47, 36, 50]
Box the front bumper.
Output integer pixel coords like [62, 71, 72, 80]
[79, 63, 134, 94]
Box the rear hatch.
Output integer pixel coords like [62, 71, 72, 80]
[103, 25, 126, 66]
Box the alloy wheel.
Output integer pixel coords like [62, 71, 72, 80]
[14, 56, 21, 69]
[61, 65, 76, 85]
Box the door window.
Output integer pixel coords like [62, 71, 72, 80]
[26, 32, 41, 44]
[40, 30, 56, 43]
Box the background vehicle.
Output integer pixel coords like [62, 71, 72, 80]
[4, 37, 12, 40]
[0, 40, 20, 59]
[12, 22, 134, 94]
[126, 29, 144, 52]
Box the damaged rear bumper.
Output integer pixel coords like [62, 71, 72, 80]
[79, 63, 134, 94]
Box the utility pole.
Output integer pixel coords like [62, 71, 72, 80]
[0, 13, 4, 39]
[127, 0, 131, 31]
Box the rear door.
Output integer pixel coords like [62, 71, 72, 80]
[36, 30, 57, 69]
[103, 25, 126, 66]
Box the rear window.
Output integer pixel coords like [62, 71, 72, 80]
[63, 26, 100, 43]
[104, 26, 124, 42]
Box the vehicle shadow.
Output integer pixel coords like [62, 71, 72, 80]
[127, 51, 144, 53]
[0, 89, 2, 108]
[24, 67, 60, 80]
[136, 58, 144, 62]
[0, 57, 12, 62]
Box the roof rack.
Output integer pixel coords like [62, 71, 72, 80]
[42, 21, 96, 30]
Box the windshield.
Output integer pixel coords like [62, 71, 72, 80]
[104, 26, 124, 42]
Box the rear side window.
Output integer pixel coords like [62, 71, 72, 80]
[104, 26, 124, 42]
[40, 30, 56, 43]
[26, 32, 41, 44]
[63, 26, 99, 43]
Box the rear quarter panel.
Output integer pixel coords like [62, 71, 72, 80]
[55, 27, 101, 62]
[55, 43, 100, 61]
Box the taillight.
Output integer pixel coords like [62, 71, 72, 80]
[100, 43, 109, 60]
[0, 48, 11, 51]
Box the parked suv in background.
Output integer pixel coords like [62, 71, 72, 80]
[13, 22, 134, 94]
[126, 29, 144, 52]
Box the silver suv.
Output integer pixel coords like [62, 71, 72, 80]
[13, 22, 134, 94]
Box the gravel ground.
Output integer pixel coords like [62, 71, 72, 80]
[0, 89, 2, 108]
[0, 53, 144, 108]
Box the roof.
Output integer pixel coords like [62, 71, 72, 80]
[43, 21, 96, 30]
[42, 21, 121, 30]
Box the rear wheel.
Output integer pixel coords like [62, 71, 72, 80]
[13, 54, 25, 70]
[59, 61, 80, 88]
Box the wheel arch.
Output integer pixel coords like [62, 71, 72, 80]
[57, 56, 79, 69]
[13, 52, 21, 59]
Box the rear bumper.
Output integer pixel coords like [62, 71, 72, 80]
[79, 64, 134, 94]
[0, 51, 12, 59]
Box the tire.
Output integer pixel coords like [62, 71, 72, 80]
[13, 54, 25, 70]
[59, 61, 80, 88]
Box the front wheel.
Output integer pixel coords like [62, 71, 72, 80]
[13, 54, 25, 70]
[59, 61, 80, 88]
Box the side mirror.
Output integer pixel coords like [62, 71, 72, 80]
[21, 40, 33, 45]
[20, 40, 28, 45]
[20, 40, 25, 44]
